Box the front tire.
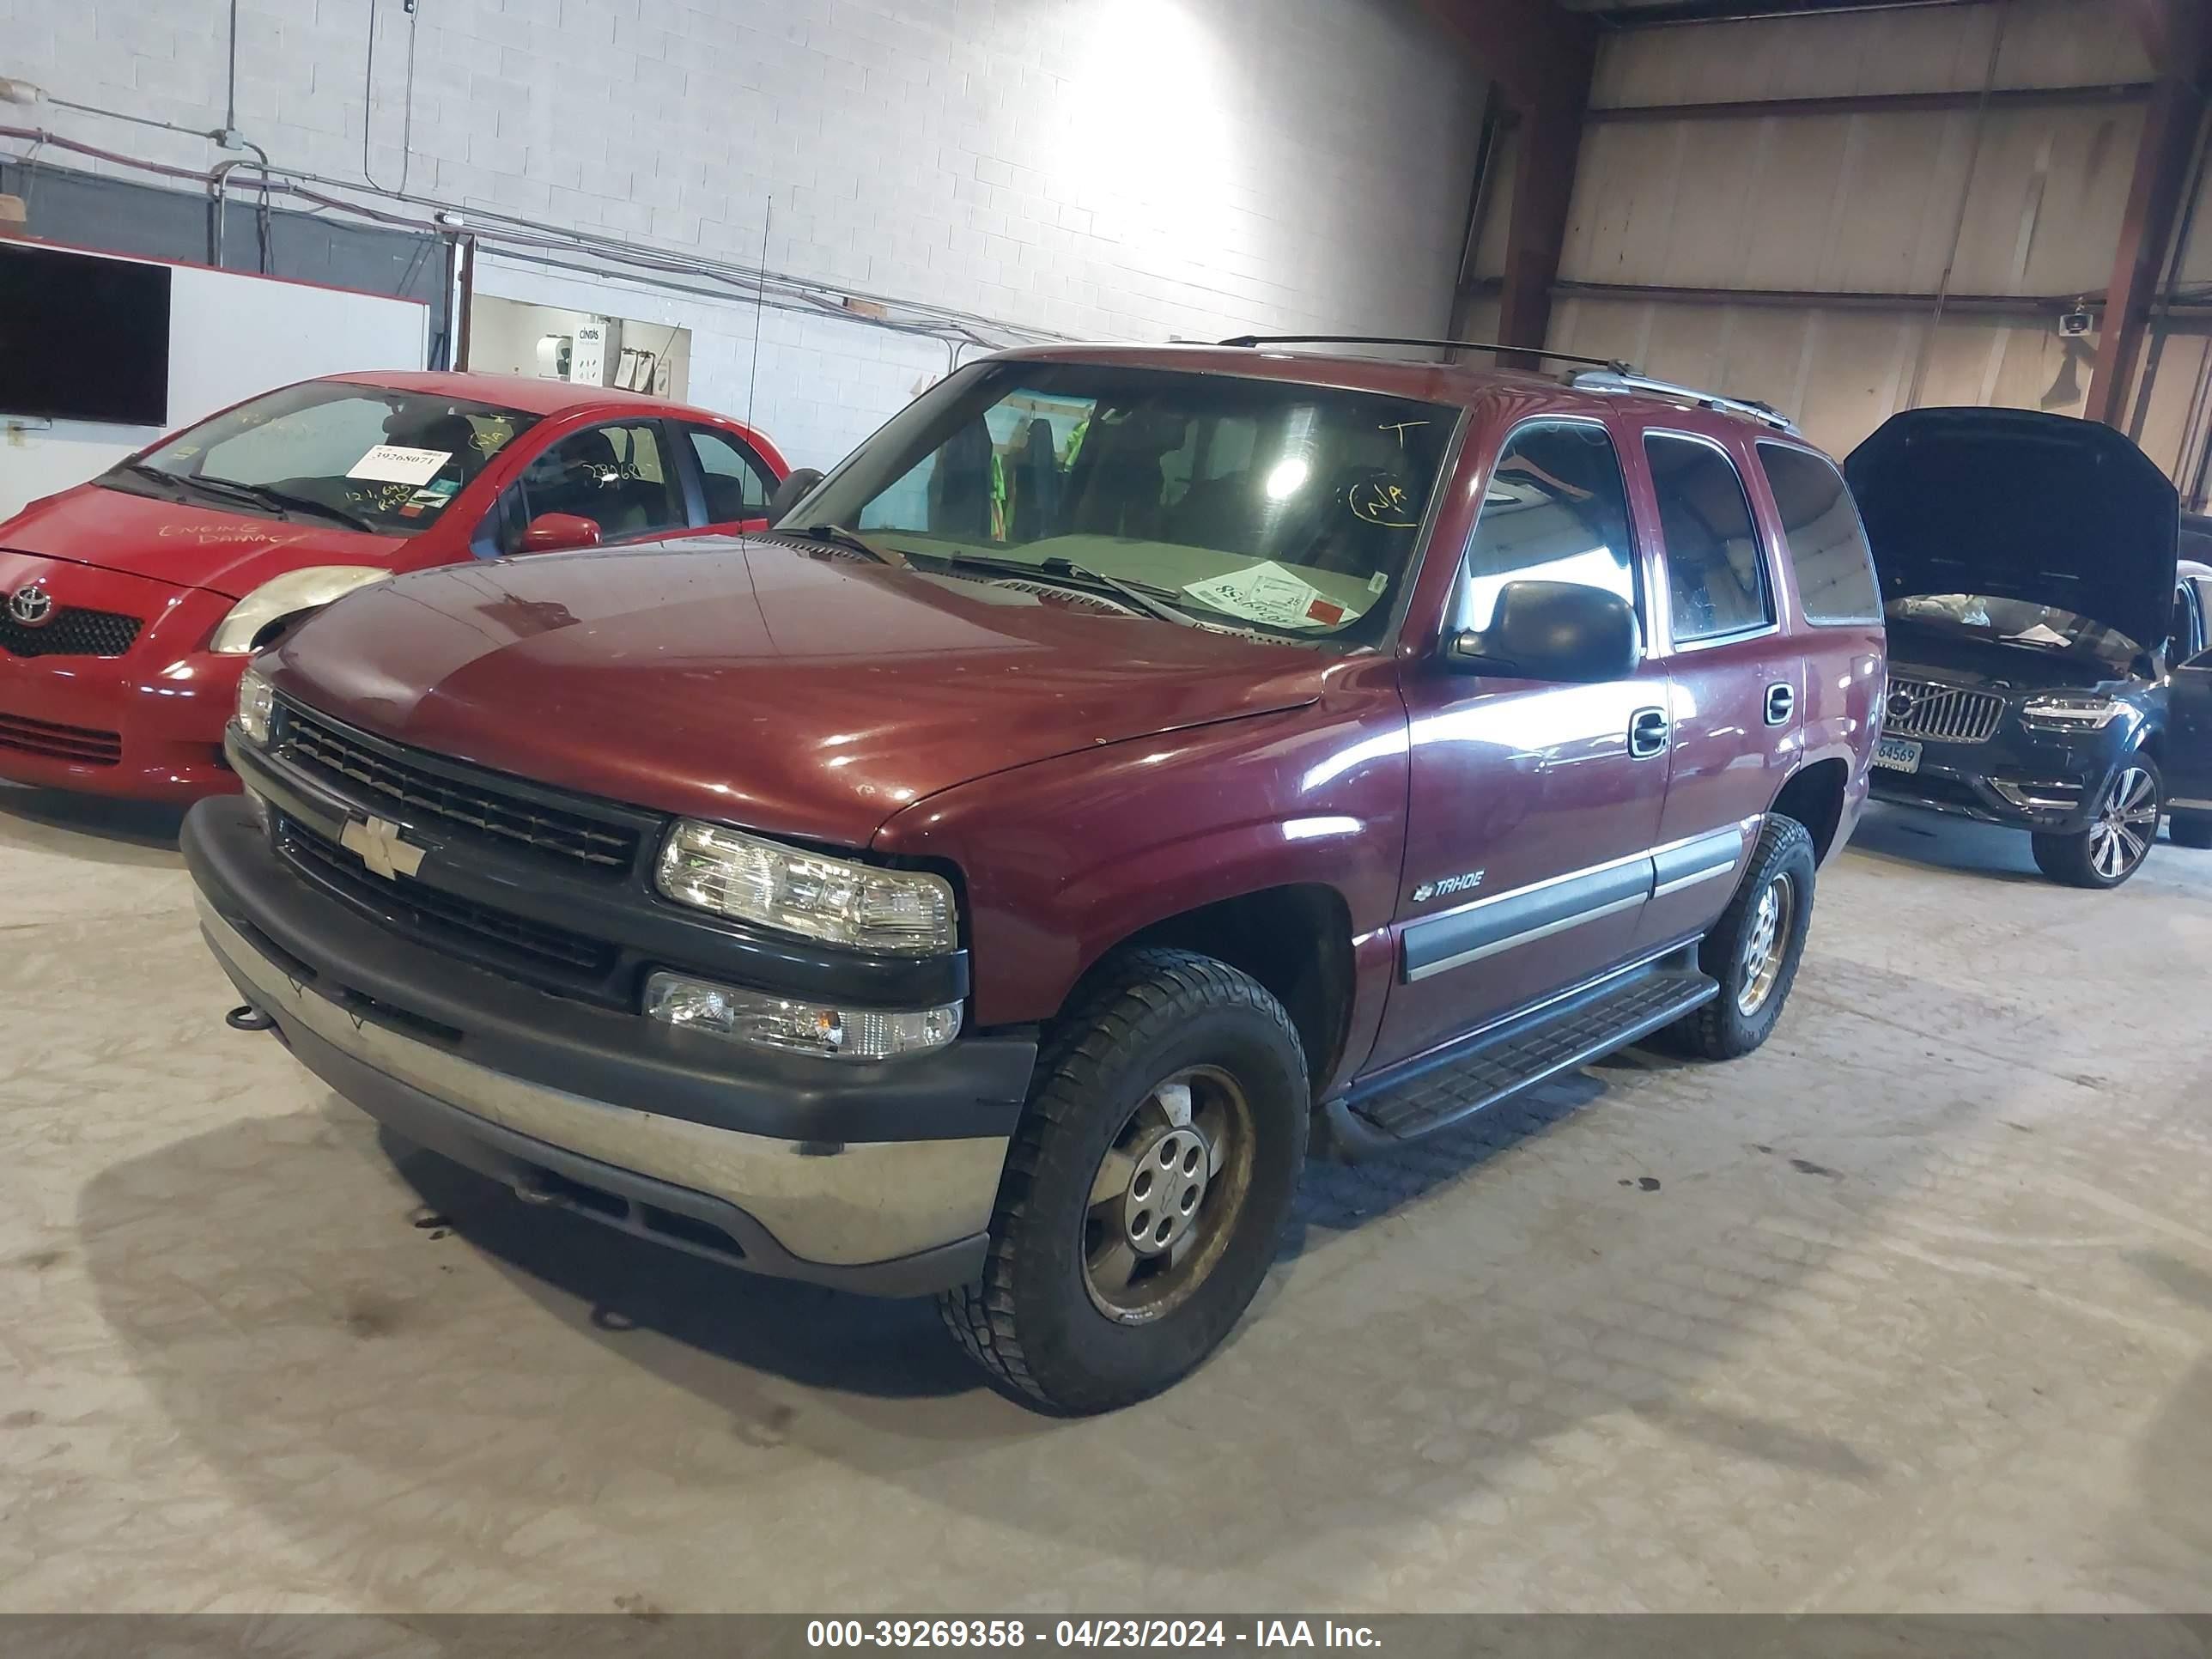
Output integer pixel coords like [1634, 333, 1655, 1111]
[2032, 757, 2161, 888]
[938, 948, 1309, 1414]
[1660, 815, 1816, 1061]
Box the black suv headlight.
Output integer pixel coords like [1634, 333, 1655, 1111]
[2020, 694, 2124, 731]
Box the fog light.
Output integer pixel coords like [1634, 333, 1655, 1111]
[642, 971, 961, 1060]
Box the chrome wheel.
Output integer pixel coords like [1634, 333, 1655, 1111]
[2087, 765, 2158, 881]
[1735, 872, 1796, 1017]
[1082, 1066, 1254, 1325]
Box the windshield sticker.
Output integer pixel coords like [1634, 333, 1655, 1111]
[348, 444, 452, 485]
[1368, 569, 1390, 595]
[1183, 561, 1362, 631]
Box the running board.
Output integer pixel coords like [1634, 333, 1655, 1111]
[1320, 964, 1719, 1159]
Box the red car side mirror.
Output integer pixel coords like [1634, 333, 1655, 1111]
[518, 512, 603, 554]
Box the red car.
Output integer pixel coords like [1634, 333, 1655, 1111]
[0, 370, 787, 800]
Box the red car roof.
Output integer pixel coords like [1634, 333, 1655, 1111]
[319, 368, 732, 420]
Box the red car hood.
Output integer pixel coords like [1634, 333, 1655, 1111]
[0, 483, 410, 599]
[265, 538, 1331, 847]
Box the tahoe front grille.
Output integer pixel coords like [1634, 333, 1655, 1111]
[1885, 676, 2005, 744]
[276, 702, 643, 872]
[275, 811, 619, 987]
[0, 607, 143, 659]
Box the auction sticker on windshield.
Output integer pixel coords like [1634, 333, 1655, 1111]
[1183, 561, 1361, 630]
[348, 445, 453, 485]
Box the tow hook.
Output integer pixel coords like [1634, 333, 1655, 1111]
[224, 1004, 276, 1033]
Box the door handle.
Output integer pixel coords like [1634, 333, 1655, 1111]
[1765, 683, 1795, 726]
[1629, 707, 1670, 758]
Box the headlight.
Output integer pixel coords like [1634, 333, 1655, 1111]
[209, 566, 392, 655]
[2021, 694, 2124, 729]
[234, 667, 275, 744]
[656, 818, 957, 955]
[643, 971, 961, 1060]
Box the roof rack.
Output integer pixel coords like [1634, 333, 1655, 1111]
[1216, 333, 1630, 371]
[1567, 368, 1799, 433]
[1212, 335, 1798, 432]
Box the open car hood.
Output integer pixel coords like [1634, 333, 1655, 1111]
[1844, 408, 2178, 650]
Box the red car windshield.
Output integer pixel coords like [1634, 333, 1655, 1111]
[107, 381, 541, 538]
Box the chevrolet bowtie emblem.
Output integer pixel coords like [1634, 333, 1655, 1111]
[339, 815, 426, 880]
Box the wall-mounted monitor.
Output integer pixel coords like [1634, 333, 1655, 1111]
[0, 242, 173, 426]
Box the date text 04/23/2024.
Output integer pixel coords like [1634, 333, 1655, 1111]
[805, 1621, 1382, 1649]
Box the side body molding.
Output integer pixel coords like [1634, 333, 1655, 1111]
[1401, 823, 1753, 983]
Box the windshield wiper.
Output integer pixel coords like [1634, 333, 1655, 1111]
[198, 477, 380, 534]
[931, 552, 1200, 628]
[788, 522, 905, 566]
[116, 460, 190, 493]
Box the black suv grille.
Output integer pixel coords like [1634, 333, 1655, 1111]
[0, 607, 143, 659]
[276, 704, 642, 872]
[276, 811, 618, 986]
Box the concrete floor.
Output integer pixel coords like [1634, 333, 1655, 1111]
[1, 787, 2209, 1615]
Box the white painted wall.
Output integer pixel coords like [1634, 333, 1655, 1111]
[0, 254, 428, 518]
[0, 0, 1488, 470]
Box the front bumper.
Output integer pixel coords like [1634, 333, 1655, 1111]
[185, 797, 1035, 1295]
[0, 586, 243, 800]
[1869, 727, 2126, 832]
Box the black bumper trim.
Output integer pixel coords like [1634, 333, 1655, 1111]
[184, 795, 1037, 1146]
[258, 1005, 985, 1297]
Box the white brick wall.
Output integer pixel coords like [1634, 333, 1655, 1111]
[2, 0, 1487, 467]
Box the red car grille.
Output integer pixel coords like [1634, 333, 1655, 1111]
[0, 607, 143, 659]
[0, 711, 124, 765]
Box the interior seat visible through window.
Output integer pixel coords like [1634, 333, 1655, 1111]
[506, 422, 684, 550]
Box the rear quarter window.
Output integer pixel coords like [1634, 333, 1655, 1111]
[1758, 442, 1881, 625]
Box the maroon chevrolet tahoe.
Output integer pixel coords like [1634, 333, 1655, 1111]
[183, 342, 1884, 1413]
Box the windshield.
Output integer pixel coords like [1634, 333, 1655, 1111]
[792, 362, 1459, 643]
[1886, 593, 2141, 671]
[106, 380, 540, 537]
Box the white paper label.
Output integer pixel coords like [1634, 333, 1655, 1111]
[1182, 561, 1359, 630]
[347, 445, 453, 485]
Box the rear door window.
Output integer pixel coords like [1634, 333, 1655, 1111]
[1644, 434, 1774, 643]
[1455, 421, 1640, 634]
[1758, 442, 1881, 624]
[687, 426, 776, 523]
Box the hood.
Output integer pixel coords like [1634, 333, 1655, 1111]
[1844, 407, 2178, 651]
[0, 481, 410, 599]
[267, 538, 1331, 847]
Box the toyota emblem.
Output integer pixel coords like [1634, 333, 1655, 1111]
[6, 584, 53, 628]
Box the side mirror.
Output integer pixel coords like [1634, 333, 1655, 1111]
[1447, 580, 1640, 683]
[767, 466, 824, 526]
[517, 512, 603, 554]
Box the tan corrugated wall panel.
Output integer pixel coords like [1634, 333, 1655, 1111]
[1591, 0, 2148, 109]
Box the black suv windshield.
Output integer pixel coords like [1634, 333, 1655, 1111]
[105, 380, 540, 538]
[1887, 593, 2141, 672]
[792, 361, 1459, 643]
